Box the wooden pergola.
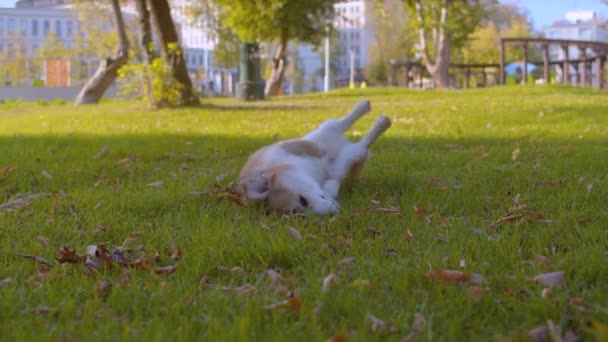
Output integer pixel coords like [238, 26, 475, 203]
[499, 37, 608, 89]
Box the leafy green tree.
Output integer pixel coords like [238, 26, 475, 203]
[456, 1, 533, 64]
[366, 0, 416, 85]
[212, 0, 335, 96]
[402, 0, 484, 88]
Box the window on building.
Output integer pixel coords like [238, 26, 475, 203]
[20, 19, 27, 37]
[43, 20, 50, 36]
[55, 20, 62, 37]
[32, 20, 38, 37]
[8, 18, 15, 33]
[66, 20, 72, 37]
[0, 18, 4, 34]
[199, 55, 203, 65]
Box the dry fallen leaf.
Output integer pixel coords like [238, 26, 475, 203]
[532, 271, 565, 288]
[541, 288, 553, 299]
[0, 277, 12, 288]
[326, 333, 346, 342]
[467, 287, 490, 301]
[367, 226, 383, 238]
[17, 252, 54, 267]
[403, 229, 414, 241]
[32, 305, 57, 315]
[264, 297, 302, 313]
[368, 314, 386, 332]
[41, 170, 53, 179]
[96, 280, 112, 299]
[426, 269, 469, 284]
[56, 246, 85, 264]
[405, 313, 426, 342]
[93, 147, 109, 159]
[289, 226, 303, 240]
[27, 265, 50, 286]
[171, 248, 182, 261]
[147, 181, 165, 188]
[413, 204, 428, 220]
[153, 265, 177, 275]
[35, 235, 49, 248]
[322, 273, 339, 292]
[337, 257, 354, 269]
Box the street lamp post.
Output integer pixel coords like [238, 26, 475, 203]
[324, 27, 330, 92]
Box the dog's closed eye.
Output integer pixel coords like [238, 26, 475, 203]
[299, 195, 308, 207]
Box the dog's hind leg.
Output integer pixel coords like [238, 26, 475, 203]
[328, 115, 392, 182]
[305, 100, 371, 142]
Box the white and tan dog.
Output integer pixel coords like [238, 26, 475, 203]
[237, 99, 391, 215]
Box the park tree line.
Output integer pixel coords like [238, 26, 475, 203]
[30, 0, 535, 105]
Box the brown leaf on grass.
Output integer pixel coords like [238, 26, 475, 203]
[217, 189, 248, 207]
[266, 269, 283, 283]
[426, 269, 469, 284]
[536, 255, 552, 266]
[93, 147, 109, 159]
[147, 180, 165, 188]
[95, 280, 112, 299]
[16, 252, 54, 267]
[326, 333, 346, 342]
[153, 265, 177, 275]
[367, 226, 383, 238]
[402, 229, 414, 241]
[532, 271, 565, 288]
[56, 246, 85, 264]
[0, 277, 12, 288]
[27, 265, 50, 286]
[374, 206, 402, 217]
[0, 166, 16, 178]
[529, 324, 548, 342]
[0, 198, 27, 211]
[337, 257, 354, 269]
[170, 248, 182, 261]
[413, 204, 428, 220]
[32, 305, 57, 315]
[120, 268, 131, 286]
[289, 226, 303, 240]
[85, 245, 114, 270]
[322, 273, 339, 292]
[404, 313, 426, 342]
[368, 314, 386, 332]
[35, 235, 49, 248]
[264, 297, 302, 313]
[468, 287, 490, 301]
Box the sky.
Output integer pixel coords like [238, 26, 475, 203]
[0, 0, 607, 30]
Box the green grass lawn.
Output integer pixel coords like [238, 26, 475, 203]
[1, 86, 607, 341]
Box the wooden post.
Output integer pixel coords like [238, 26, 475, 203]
[572, 62, 579, 85]
[389, 61, 397, 86]
[522, 42, 528, 84]
[499, 39, 505, 85]
[562, 44, 569, 85]
[580, 45, 587, 87]
[543, 43, 549, 84]
[404, 65, 410, 88]
[482, 70, 487, 87]
[595, 56, 604, 89]
[465, 66, 470, 88]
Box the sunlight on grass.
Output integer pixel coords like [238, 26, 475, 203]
[0, 85, 607, 340]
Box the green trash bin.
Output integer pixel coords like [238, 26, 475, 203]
[237, 43, 265, 101]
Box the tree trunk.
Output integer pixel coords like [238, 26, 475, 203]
[74, 0, 128, 105]
[146, 0, 199, 105]
[134, 0, 157, 63]
[264, 29, 289, 96]
[414, 0, 452, 89]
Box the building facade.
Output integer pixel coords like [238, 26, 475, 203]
[294, 0, 376, 93]
[0, 6, 79, 57]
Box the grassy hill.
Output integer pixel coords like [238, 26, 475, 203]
[1, 86, 607, 340]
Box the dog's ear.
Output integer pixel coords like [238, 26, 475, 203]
[240, 174, 270, 200]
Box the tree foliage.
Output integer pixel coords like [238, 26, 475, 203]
[366, 0, 416, 85]
[211, 0, 335, 96]
[402, 0, 484, 88]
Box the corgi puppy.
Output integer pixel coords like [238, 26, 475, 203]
[237, 99, 391, 215]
